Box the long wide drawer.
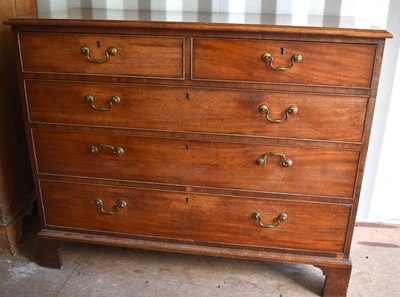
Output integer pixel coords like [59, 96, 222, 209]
[25, 80, 367, 142]
[32, 129, 359, 198]
[40, 180, 351, 253]
[192, 38, 376, 88]
[18, 32, 184, 79]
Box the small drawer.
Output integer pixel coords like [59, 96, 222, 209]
[192, 38, 376, 88]
[18, 32, 184, 79]
[25, 80, 367, 142]
[32, 129, 360, 198]
[40, 180, 351, 253]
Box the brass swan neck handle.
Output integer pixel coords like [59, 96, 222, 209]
[261, 52, 303, 71]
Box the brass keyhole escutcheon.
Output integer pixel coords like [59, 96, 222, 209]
[184, 144, 189, 152]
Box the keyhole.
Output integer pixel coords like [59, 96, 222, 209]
[184, 93, 189, 101]
[97, 41, 101, 48]
[184, 144, 189, 152]
[184, 197, 189, 204]
[281, 48, 285, 55]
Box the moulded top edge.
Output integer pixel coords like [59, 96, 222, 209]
[6, 8, 392, 39]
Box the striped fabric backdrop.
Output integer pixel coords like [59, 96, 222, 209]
[36, 0, 390, 30]
[38, 0, 354, 17]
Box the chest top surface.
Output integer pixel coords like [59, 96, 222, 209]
[7, 8, 392, 39]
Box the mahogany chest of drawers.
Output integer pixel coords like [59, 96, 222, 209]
[8, 10, 391, 297]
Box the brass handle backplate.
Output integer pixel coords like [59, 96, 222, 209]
[252, 212, 288, 228]
[80, 46, 118, 63]
[90, 144, 124, 155]
[85, 95, 121, 111]
[261, 52, 303, 71]
[258, 104, 298, 123]
[256, 152, 293, 167]
[94, 198, 127, 215]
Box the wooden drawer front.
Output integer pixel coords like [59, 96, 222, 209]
[18, 32, 184, 78]
[40, 180, 351, 253]
[33, 129, 359, 198]
[192, 38, 375, 88]
[26, 80, 367, 142]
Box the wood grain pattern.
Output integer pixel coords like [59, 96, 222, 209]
[40, 179, 351, 253]
[18, 32, 184, 79]
[0, 0, 35, 255]
[0, 199, 33, 254]
[8, 11, 391, 296]
[39, 228, 352, 266]
[32, 129, 359, 198]
[192, 38, 376, 88]
[318, 265, 352, 297]
[25, 79, 368, 142]
[38, 237, 63, 268]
